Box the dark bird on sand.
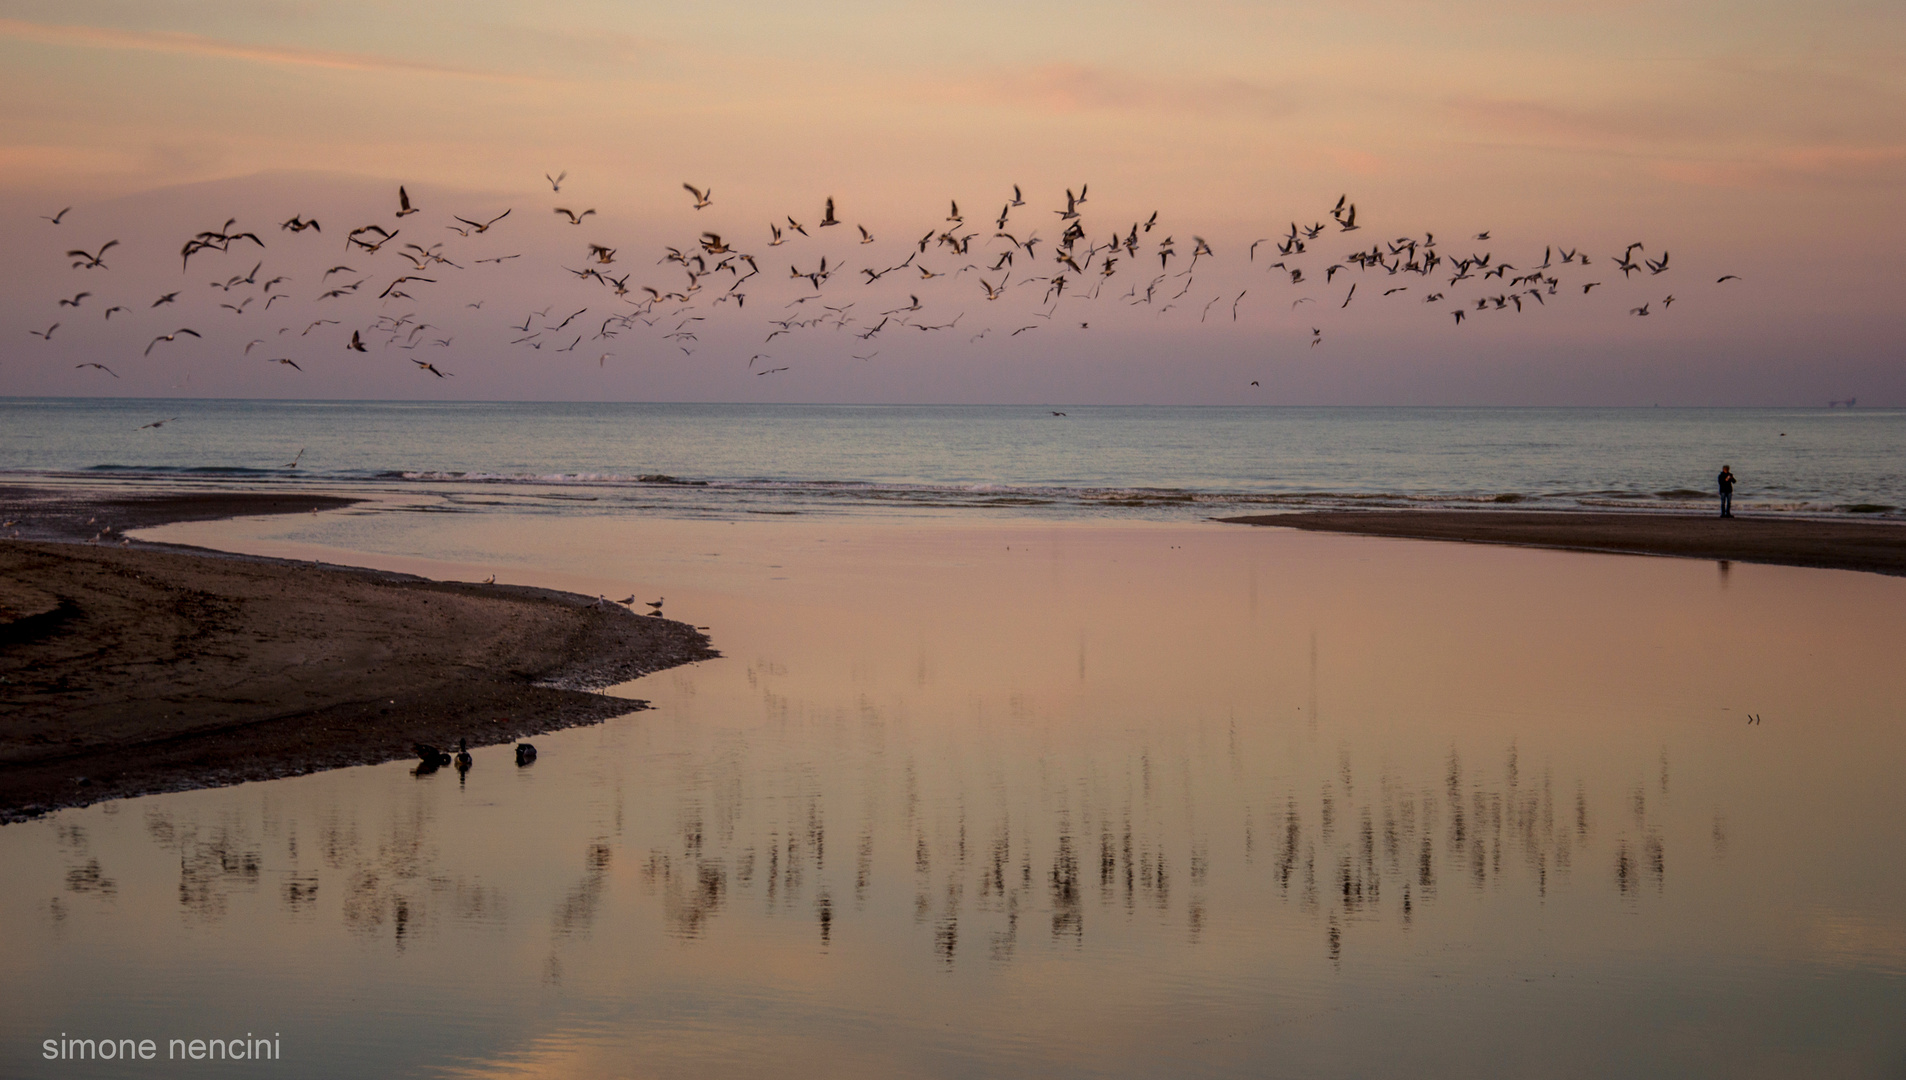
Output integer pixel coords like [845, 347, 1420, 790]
[516, 743, 538, 766]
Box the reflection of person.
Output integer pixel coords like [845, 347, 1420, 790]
[1717, 465, 1736, 518]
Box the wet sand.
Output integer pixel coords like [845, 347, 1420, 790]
[0, 490, 717, 822]
[1219, 510, 1906, 577]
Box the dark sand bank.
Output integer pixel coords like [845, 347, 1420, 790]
[0, 490, 717, 823]
[0, 484, 362, 544]
[1219, 510, 1906, 577]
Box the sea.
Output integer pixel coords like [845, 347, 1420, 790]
[2, 399, 1902, 519]
[4, 399, 1905, 1079]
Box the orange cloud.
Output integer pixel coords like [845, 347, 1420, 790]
[937, 63, 1296, 120]
[0, 17, 540, 83]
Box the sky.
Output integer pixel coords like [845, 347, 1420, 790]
[0, 0, 1900, 404]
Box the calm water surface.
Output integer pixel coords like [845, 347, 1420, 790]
[4, 506, 1904, 1077]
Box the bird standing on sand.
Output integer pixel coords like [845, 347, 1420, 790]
[455, 738, 473, 772]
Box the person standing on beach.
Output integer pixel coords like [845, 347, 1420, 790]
[1717, 465, 1736, 518]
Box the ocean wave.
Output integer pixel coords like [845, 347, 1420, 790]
[15, 465, 1901, 523]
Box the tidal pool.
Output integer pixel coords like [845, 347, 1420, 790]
[6, 511, 1904, 1078]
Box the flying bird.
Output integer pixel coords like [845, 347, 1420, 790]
[75, 363, 118, 378]
[137, 417, 179, 430]
[395, 186, 420, 217]
[42, 207, 71, 224]
[451, 209, 511, 234]
[553, 207, 596, 224]
[66, 241, 118, 269]
[546, 170, 567, 192]
[145, 329, 200, 354]
[683, 183, 712, 209]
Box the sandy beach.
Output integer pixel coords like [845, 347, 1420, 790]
[0, 491, 717, 823]
[1220, 510, 1906, 577]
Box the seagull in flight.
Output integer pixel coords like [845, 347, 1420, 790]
[395, 186, 420, 217]
[138, 416, 180, 430]
[75, 363, 119, 378]
[546, 170, 567, 192]
[683, 183, 712, 209]
[42, 207, 72, 224]
[145, 329, 201, 354]
[553, 207, 595, 224]
[452, 209, 511, 234]
[66, 241, 118, 269]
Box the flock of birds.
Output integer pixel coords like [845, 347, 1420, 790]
[21, 174, 1737, 393]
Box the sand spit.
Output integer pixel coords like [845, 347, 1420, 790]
[1220, 510, 1906, 577]
[0, 489, 717, 823]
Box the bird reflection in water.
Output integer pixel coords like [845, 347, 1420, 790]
[91, 737, 1693, 969]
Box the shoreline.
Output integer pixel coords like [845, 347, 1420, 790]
[1218, 509, 1906, 577]
[0, 490, 718, 823]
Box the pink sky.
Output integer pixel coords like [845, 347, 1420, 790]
[0, 0, 1899, 404]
